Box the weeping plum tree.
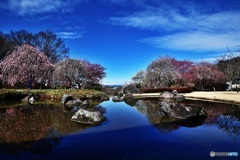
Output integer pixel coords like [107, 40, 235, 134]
[52, 58, 106, 89]
[0, 44, 54, 88]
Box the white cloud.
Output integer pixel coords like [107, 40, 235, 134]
[109, 8, 240, 33]
[57, 31, 83, 39]
[109, 8, 191, 31]
[56, 25, 84, 39]
[194, 51, 240, 63]
[141, 32, 240, 52]
[3, 0, 82, 16]
[108, 2, 240, 52]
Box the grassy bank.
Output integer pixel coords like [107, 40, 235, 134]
[0, 89, 109, 101]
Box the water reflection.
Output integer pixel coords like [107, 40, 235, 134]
[0, 131, 60, 155]
[217, 115, 240, 138]
[130, 99, 240, 135]
[0, 102, 102, 155]
[0, 99, 240, 159]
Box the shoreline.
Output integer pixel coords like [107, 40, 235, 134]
[1, 89, 240, 105]
[183, 91, 240, 104]
[133, 91, 240, 104]
[0, 89, 109, 101]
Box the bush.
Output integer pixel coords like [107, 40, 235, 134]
[140, 87, 193, 93]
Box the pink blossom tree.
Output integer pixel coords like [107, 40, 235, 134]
[189, 62, 226, 90]
[170, 58, 194, 86]
[83, 61, 106, 88]
[0, 44, 54, 88]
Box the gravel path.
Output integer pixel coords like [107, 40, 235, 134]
[183, 91, 240, 104]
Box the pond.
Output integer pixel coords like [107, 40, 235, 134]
[0, 98, 239, 160]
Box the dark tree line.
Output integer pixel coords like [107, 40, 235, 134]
[217, 52, 240, 82]
[0, 30, 69, 64]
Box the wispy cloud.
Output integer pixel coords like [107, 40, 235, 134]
[57, 31, 83, 39]
[2, 0, 83, 16]
[194, 51, 240, 63]
[57, 26, 84, 39]
[108, 1, 240, 52]
[140, 32, 240, 52]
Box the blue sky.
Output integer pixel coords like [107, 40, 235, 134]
[1, 0, 240, 85]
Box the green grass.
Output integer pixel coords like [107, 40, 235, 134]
[0, 89, 108, 100]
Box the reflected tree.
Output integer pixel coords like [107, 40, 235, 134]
[0, 102, 101, 155]
[217, 115, 240, 139]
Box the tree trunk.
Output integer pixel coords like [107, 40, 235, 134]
[65, 76, 72, 89]
[77, 83, 81, 89]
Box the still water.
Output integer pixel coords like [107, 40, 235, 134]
[0, 98, 239, 160]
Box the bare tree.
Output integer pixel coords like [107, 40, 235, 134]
[51, 58, 106, 89]
[52, 58, 85, 88]
[131, 70, 145, 87]
[34, 30, 69, 64]
[1, 30, 69, 63]
[0, 32, 14, 60]
[145, 56, 179, 88]
[217, 48, 240, 81]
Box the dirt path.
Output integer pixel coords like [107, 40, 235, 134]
[183, 91, 240, 104]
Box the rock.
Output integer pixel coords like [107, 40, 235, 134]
[82, 100, 90, 106]
[21, 93, 40, 102]
[172, 90, 178, 96]
[28, 96, 34, 105]
[102, 85, 123, 96]
[123, 84, 140, 94]
[124, 93, 138, 106]
[159, 91, 174, 99]
[21, 93, 39, 104]
[159, 91, 185, 100]
[174, 94, 185, 100]
[160, 102, 207, 119]
[65, 99, 83, 108]
[112, 96, 124, 102]
[71, 109, 105, 124]
[21, 96, 29, 102]
[61, 94, 74, 105]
